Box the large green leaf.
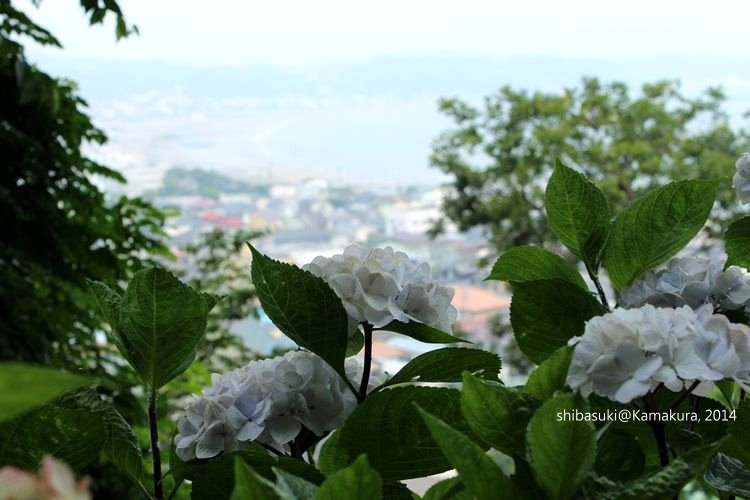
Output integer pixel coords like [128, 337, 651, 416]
[94, 267, 216, 389]
[545, 160, 611, 272]
[527, 394, 596, 500]
[382, 348, 500, 388]
[0, 388, 140, 477]
[704, 453, 750, 498]
[62, 389, 143, 481]
[722, 401, 750, 467]
[336, 386, 473, 482]
[184, 445, 325, 500]
[88, 279, 125, 352]
[316, 455, 382, 500]
[725, 216, 750, 269]
[231, 457, 278, 500]
[595, 441, 723, 500]
[461, 372, 538, 457]
[0, 405, 105, 472]
[487, 245, 587, 289]
[594, 430, 645, 483]
[381, 482, 414, 500]
[417, 406, 518, 500]
[510, 279, 603, 364]
[249, 245, 350, 382]
[316, 430, 348, 476]
[375, 320, 468, 344]
[274, 468, 319, 500]
[522, 345, 573, 401]
[422, 477, 471, 500]
[605, 179, 718, 289]
[0, 363, 90, 422]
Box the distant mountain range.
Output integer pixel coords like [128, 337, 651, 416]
[30, 54, 750, 188]
[30, 54, 750, 107]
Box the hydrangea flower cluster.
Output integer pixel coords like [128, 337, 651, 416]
[619, 256, 750, 312]
[303, 245, 458, 334]
[0, 456, 91, 500]
[175, 351, 365, 461]
[733, 152, 750, 205]
[567, 304, 750, 403]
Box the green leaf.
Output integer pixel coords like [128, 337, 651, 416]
[527, 393, 596, 500]
[704, 453, 750, 497]
[0, 402, 106, 472]
[545, 160, 611, 271]
[605, 179, 718, 289]
[316, 455, 382, 500]
[274, 467, 319, 500]
[117, 267, 216, 388]
[417, 406, 519, 500]
[232, 457, 278, 500]
[422, 477, 471, 500]
[522, 345, 573, 401]
[375, 320, 468, 344]
[382, 348, 501, 388]
[336, 386, 473, 482]
[460, 372, 539, 457]
[487, 245, 587, 289]
[510, 279, 603, 364]
[722, 401, 750, 467]
[89, 279, 127, 354]
[346, 329, 365, 356]
[249, 245, 350, 382]
[317, 430, 349, 476]
[0, 363, 90, 422]
[598, 441, 723, 500]
[184, 445, 325, 500]
[88, 278, 123, 333]
[381, 482, 415, 500]
[725, 216, 750, 269]
[61, 389, 143, 481]
[594, 430, 645, 483]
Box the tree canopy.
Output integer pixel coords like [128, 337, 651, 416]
[430, 78, 750, 254]
[0, 0, 167, 369]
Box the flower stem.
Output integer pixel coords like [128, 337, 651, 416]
[687, 395, 700, 433]
[643, 391, 669, 467]
[148, 388, 164, 500]
[359, 323, 373, 402]
[589, 272, 611, 313]
[669, 380, 701, 411]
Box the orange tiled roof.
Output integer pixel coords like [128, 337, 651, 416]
[450, 284, 509, 315]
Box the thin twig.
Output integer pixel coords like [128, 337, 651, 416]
[148, 388, 164, 500]
[259, 442, 284, 457]
[670, 380, 701, 411]
[589, 272, 611, 313]
[687, 395, 700, 433]
[358, 322, 373, 402]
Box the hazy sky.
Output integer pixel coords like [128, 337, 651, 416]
[21, 0, 750, 67]
[15, 0, 750, 187]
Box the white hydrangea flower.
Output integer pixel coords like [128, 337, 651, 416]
[0, 456, 91, 500]
[619, 256, 750, 312]
[567, 304, 750, 403]
[733, 152, 750, 205]
[711, 266, 750, 311]
[303, 244, 458, 335]
[175, 351, 362, 461]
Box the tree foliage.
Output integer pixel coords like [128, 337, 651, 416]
[0, 0, 169, 368]
[431, 78, 750, 254]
